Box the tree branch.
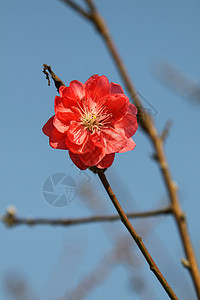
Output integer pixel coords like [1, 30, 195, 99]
[1, 206, 172, 227]
[160, 120, 172, 142]
[43, 64, 66, 92]
[60, 0, 91, 20]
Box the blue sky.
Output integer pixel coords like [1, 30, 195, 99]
[1, 0, 200, 299]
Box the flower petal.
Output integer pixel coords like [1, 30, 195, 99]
[118, 138, 136, 153]
[110, 82, 124, 94]
[114, 103, 138, 138]
[65, 133, 95, 154]
[42, 116, 68, 149]
[65, 121, 95, 154]
[96, 153, 115, 168]
[55, 95, 78, 109]
[49, 129, 68, 149]
[90, 131, 104, 147]
[69, 151, 88, 170]
[42, 116, 55, 137]
[59, 86, 76, 100]
[128, 102, 137, 116]
[70, 80, 85, 100]
[86, 75, 110, 101]
[55, 101, 80, 126]
[53, 116, 69, 133]
[107, 94, 129, 122]
[85, 74, 98, 85]
[67, 121, 88, 145]
[79, 147, 105, 166]
[100, 128, 127, 154]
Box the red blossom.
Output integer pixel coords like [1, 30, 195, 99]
[43, 75, 138, 170]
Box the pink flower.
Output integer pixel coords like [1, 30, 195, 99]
[43, 75, 138, 170]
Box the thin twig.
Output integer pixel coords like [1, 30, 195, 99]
[60, 0, 91, 20]
[160, 120, 173, 142]
[155, 62, 200, 103]
[61, 1, 200, 297]
[97, 170, 178, 300]
[43, 64, 66, 92]
[1, 207, 172, 227]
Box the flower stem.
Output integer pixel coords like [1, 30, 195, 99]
[97, 169, 178, 300]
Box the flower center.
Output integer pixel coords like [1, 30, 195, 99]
[79, 98, 112, 133]
[81, 113, 100, 132]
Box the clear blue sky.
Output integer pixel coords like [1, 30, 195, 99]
[1, 0, 200, 299]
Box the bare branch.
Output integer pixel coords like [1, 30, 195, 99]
[60, 0, 91, 20]
[84, 0, 96, 13]
[43, 64, 66, 92]
[1, 207, 172, 228]
[155, 62, 200, 103]
[160, 120, 173, 142]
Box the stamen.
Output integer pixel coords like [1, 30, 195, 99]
[79, 98, 112, 133]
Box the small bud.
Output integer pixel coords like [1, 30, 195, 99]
[181, 258, 190, 269]
[7, 205, 17, 216]
[172, 181, 178, 191]
[160, 161, 167, 169]
[1, 206, 17, 227]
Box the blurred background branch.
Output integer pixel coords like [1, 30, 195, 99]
[155, 61, 200, 104]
